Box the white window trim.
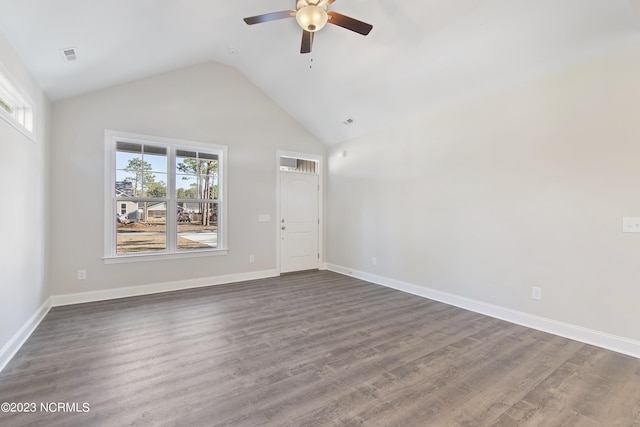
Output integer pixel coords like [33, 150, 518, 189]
[0, 66, 35, 142]
[103, 130, 228, 263]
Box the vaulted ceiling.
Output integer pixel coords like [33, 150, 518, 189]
[1, 0, 639, 144]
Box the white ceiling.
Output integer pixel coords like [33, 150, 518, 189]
[1, 0, 639, 145]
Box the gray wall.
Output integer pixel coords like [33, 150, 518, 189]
[327, 42, 640, 342]
[0, 33, 50, 354]
[50, 62, 325, 295]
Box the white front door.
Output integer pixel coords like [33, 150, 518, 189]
[280, 172, 319, 273]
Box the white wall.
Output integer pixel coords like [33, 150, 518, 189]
[50, 62, 325, 295]
[0, 32, 51, 359]
[327, 41, 640, 344]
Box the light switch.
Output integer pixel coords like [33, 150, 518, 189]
[258, 214, 270, 222]
[622, 217, 640, 233]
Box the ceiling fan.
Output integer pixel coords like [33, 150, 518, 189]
[243, 0, 373, 54]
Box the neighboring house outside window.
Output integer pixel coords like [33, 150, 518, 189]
[105, 130, 227, 262]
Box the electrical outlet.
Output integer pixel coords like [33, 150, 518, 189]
[622, 217, 640, 233]
[249, 255, 255, 263]
[372, 257, 377, 266]
[77, 270, 87, 280]
[531, 286, 542, 300]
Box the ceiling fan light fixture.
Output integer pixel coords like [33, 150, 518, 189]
[296, 6, 328, 32]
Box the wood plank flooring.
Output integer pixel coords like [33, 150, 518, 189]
[1, 270, 639, 426]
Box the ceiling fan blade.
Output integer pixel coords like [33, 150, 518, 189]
[244, 10, 295, 25]
[327, 11, 373, 35]
[301, 30, 314, 54]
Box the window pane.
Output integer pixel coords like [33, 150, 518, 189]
[116, 143, 143, 196]
[199, 152, 218, 161]
[177, 202, 218, 250]
[198, 158, 218, 176]
[144, 145, 167, 156]
[176, 151, 198, 176]
[176, 175, 198, 198]
[144, 147, 167, 174]
[0, 98, 13, 114]
[116, 142, 167, 198]
[176, 149, 197, 159]
[115, 175, 136, 197]
[116, 202, 167, 254]
[0, 70, 34, 133]
[145, 172, 167, 198]
[142, 146, 166, 197]
[200, 173, 218, 200]
[116, 141, 142, 153]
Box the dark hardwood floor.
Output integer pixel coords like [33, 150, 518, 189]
[1, 270, 639, 426]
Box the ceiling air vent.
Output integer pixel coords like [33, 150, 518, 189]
[59, 47, 78, 62]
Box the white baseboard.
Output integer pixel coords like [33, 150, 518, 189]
[51, 269, 280, 306]
[0, 298, 52, 373]
[327, 263, 640, 359]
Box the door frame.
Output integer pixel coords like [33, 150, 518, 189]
[276, 150, 323, 274]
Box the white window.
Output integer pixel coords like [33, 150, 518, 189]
[0, 68, 34, 140]
[104, 130, 227, 262]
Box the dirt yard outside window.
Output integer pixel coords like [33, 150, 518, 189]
[116, 222, 217, 254]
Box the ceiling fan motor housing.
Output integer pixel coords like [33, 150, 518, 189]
[296, 5, 328, 32]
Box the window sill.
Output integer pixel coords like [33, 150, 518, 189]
[103, 248, 228, 264]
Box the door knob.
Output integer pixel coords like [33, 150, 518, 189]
[281, 226, 286, 230]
